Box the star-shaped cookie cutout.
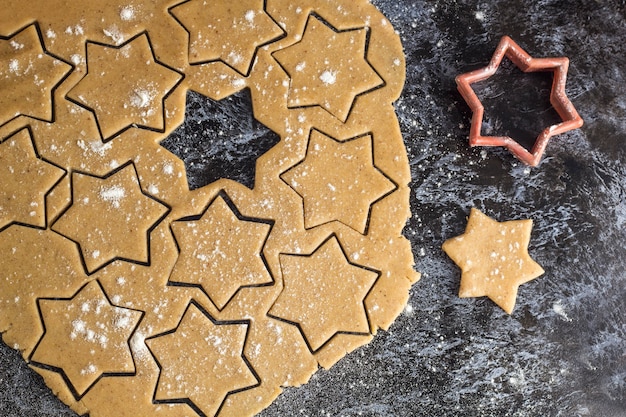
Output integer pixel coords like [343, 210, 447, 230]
[170, 0, 284, 75]
[0, 128, 65, 231]
[442, 208, 545, 314]
[66, 33, 183, 141]
[169, 193, 273, 310]
[456, 36, 583, 166]
[273, 14, 384, 122]
[30, 280, 143, 398]
[269, 236, 378, 351]
[52, 162, 169, 274]
[0, 23, 71, 127]
[281, 130, 395, 234]
[146, 302, 259, 417]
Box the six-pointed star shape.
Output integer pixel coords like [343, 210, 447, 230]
[281, 130, 395, 234]
[0, 23, 71, 126]
[442, 208, 545, 314]
[456, 35, 583, 166]
[30, 280, 142, 398]
[269, 236, 379, 351]
[169, 193, 273, 310]
[273, 15, 384, 122]
[146, 302, 258, 417]
[0, 128, 65, 231]
[170, 0, 284, 75]
[160, 89, 281, 191]
[66, 33, 183, 141]
[52, 162, 169, 274]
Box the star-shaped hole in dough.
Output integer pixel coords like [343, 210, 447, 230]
[269, 236, 379, 352]
[0, 23, 71, 127]
[30, 280, 143, 399]
[51, 162, 170, 274]
[273, 14, 384, 122]
[146, 302, 259, 417]
[170, 0, 284, 75]
[281, 129, 396, 234]
[0, 128, 65, 231]
[66, 33, 183, 141]
[442, 208, 545, 314]
[169, 193, 273, 310]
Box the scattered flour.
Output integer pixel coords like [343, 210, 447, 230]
[100, 185, 126, 208]
[120, 6, 135, 21]
[245, 10, 255, 23]
[553, 300, 572, 322]
[319, 70, 337, 85]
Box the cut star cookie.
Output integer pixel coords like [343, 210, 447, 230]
[442, 208, 545, 314]
[0, 23, 71, 127]
[0, 1, 418, 416]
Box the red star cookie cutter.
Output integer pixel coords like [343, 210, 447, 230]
[456, 36, 583, 166]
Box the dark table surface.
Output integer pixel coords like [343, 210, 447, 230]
[1, 0, 625, 416]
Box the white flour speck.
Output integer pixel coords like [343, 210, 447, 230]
[319, 70, 337, 85]
[8, 59, 19, 74]
[120, 6, 135, 21]
[553, 300, 572, 322]
[100, 185, 126, 208]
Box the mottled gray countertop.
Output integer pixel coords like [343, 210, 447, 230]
[1, 0, 625, 416]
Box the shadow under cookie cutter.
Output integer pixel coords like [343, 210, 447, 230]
[456, 35, 584, 166]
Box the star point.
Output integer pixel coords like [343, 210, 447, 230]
[442, 208, 545, 314]
[0, 128, 65, 231]
[456, 35, 583, 166]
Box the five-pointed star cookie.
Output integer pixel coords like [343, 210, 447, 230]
[273, 15, 383, 122]
[456, 36, 583, 166]
[281, 130, 395, 234]
[169, 193, 273, 310]
[170, 0, 284, 75]
[0, 128, 65, 231]
[0, 24, 71, 126]
[66, 33, 183, 140]
[146, 302, 258, 417]
[269, 236, 378, 351]
[442, 208, 545, 314]
[30, 280, 142, 398]
[51, 163, 169, 274]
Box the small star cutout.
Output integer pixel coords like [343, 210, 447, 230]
[269, 236, 378, 351]
[66, 33, 183, 141]
[456, 35, 583, 166]
[273, 15, 384, 122]
[30, 280, 142, 398]
[0, 23, 71, 126]
[146, 302, 258, 417]
[0, 128, 65, 231]
[170, 0, 284, 75]
[52, 162, 169, 274]
[281, 130, 395, 234]
[442, 208, 545, 314]
[169, 193, 273, 310]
